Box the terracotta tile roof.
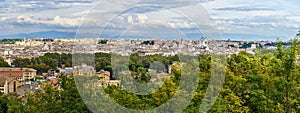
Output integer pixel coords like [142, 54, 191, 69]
[0, 68, 36, 72]
[0, 71, 23, 77]
[48, 79, 59, 86]
[0, 68, 36, 77]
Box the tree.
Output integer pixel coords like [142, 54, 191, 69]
[0, 57, 10, 67]
[0, 94, 9, 113]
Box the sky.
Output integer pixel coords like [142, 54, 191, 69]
[0, 0, 300, 40]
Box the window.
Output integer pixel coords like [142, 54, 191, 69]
[13, 81, 16, 92]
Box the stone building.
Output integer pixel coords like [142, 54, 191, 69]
[97, 70, 120, 87]
[73, 64, 96, 76]
[0, 68, 37, 84]
[97, 69, 110, 81]
[0, 75, 22, 94]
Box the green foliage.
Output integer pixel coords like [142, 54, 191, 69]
[0, 94, 9, 113]
[0, 76, 92, 113]
[99, 39, 108, 44]
[2, 33, 300, 112]
[0, 57, 10, 67]
[0, 39, 22, 44]
[12, 53, 72, 74]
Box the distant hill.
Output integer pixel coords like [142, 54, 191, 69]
[0, 30, 153, 39]
[0, 30, 76, 39]
[0, 30, 282, 41]
[222, 33, 282, 41]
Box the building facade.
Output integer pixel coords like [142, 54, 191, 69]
[73, 64, 96, 76]
[0, 76, 22, 94]
[0, 68, 37, 84]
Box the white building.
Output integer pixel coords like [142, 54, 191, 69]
[251, 44, 257, 49]
[4, 50, 13, 56]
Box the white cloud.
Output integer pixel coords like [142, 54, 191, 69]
[199, 0, 300, 39]
[15, 15, 81, 27]
[0, 24, 14, 30]
[0, 16, 13, 21]
[1, 0, 300, 40]
[127, 16, 133, 24]
[286, 16, 300, 22]
[52, 16, 81, 27]
[167, 21, 194, 29]
[137, 14, 148, 24]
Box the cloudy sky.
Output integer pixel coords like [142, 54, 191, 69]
[0, 0, 300, 40]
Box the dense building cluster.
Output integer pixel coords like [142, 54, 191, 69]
[0, 38, 289, 96]
[1, 38, 284, 63]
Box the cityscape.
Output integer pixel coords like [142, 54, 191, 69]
[0, 0, 300, 112]
[0, 37, 298, 112]
[1, 38, 286, 61]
